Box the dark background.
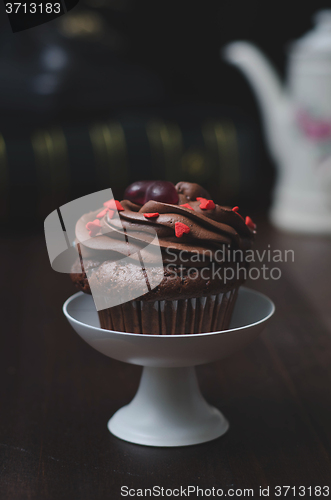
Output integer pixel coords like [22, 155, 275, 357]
[0, 0, 327, 120]
[0, 0, 329, 227]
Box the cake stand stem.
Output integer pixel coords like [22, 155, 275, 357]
[108, 366, 229, 447]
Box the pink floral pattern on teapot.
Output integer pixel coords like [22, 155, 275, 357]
[297, 109, 331, 141]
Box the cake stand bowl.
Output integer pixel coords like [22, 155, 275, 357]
[63, 287, 275, 447]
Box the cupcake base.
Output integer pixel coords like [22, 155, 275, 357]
[98, 288, 239, 334]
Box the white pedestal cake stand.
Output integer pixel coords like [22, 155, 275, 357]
[63, 288, 275, 447]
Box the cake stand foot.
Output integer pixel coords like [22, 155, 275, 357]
[108, 366, 229, 447]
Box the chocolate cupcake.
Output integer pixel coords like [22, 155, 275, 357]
[70, 181, 256, 334]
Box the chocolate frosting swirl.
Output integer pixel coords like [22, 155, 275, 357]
[75, 182, 255, 265]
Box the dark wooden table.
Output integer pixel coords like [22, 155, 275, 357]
[1, 221, 331, 499]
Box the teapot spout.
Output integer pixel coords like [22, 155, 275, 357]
[223, 41, 289, 162]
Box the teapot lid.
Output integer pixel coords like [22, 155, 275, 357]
[290, 10, 331, 59]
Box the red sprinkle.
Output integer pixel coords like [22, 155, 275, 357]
[245, 216, 256, 230]
[104, 199, 115, 209]
[97, 208, 115, 219]
[180, 203, 194, 210]
[232, 206, 244, 221]
[144, 212, 159, 218]
[197, 197, 215, 210]
[175, 222, 190, 237]
[103, 199, 124, 211]
[96, 207, 109, 218]
[86, 219, 101, 237]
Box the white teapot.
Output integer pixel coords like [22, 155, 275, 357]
[224, 10, 331, 233]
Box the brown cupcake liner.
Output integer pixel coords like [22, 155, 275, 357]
[98, 287, 239, 335]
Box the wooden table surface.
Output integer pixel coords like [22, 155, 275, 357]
[1, 220, 331, 499]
